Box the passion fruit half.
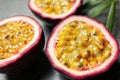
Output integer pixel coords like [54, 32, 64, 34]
[46, 15, 119, 79]
[0, 16, 43, 73]
[28, 0, 82, 20]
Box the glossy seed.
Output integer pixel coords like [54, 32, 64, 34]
[81, 50, 90, 58]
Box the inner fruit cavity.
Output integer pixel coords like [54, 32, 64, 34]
[34, 0, 75, 15]
[55, 21, 112, 71]
[0, 21, 34, 59]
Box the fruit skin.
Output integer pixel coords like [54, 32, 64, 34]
[0, 16, 44, 74]
[28, 0, 82, 20]
[45, 15, 119, 79]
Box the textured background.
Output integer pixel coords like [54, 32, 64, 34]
[0, 0, 120, 80]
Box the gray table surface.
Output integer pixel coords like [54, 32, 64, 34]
[0, 0, 120, 80]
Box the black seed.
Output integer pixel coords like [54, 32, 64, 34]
[4, 35, 9, 39]
[78, 63, 83, 68]
[64, 62, 69, 67]
[85, 50, 91, 55]
[91, 31, 97, 36]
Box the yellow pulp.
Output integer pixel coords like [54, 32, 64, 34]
[35, 0, 75, 15]
[55, 21, 111, 71]
[0, 21, 34, 59]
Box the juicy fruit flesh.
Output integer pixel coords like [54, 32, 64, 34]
[34, 0, 75, 15]
[0, 21, 34, 59]
[55, 21, 112, 71]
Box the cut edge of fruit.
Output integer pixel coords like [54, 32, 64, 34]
[46, 15, 119, 79]
[29, 0, 82, 20]
[0, 16, 42, 67]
